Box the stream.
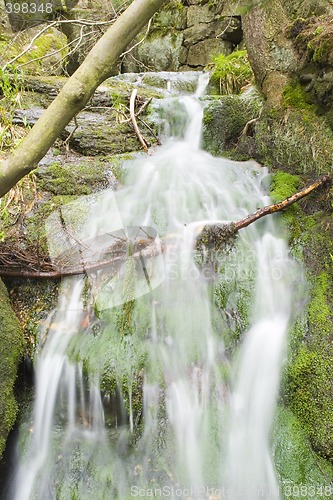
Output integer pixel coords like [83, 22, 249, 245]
[8, 73, 300, 499]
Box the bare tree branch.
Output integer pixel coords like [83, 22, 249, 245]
[0, 0, 168, 198]
[196, 175, 331, 250]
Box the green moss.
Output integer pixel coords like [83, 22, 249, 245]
[312, 39, 330, 63]
[35, 160, 109, 195]
[282, 82, 317, 111]
[16, 30, 67, 73]
[273, 406, 333, 493]
[202, 90, 263, 156]
[7, 278, 59, 359]
[0, 279, 25, 458]
[270, 171, 301, 202]
[281, 224, 333, 462]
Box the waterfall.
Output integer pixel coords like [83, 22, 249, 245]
[11, 74, 299, 499]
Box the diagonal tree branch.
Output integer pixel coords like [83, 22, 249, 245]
[234, 174, 331, 231]
[0, 175, 330, 279]
[0, 0, 168, 198]
[196, 175, 331, 250]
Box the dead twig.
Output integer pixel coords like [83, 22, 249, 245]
[0, 238, 161, 279]
[120, 18, 152, 58]
[63, 115, 79, 150]
[130, 89, 149, 152]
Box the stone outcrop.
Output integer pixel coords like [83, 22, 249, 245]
[122, 1, 243, 72]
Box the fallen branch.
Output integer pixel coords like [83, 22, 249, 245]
[196, 175, 331, 250]
[0, 175, 330, 279]
[0, 239, 161, 279]
[130, 88, 149, 152]
[235, 175, 331, 231]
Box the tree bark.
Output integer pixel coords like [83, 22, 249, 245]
[241, 0, 299, 106]
[0, 0, 168, 198]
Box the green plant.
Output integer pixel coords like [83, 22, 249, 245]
[0, 65, 23, 101]
[209, 50, 254, 95]
[0, 65, 25, 150]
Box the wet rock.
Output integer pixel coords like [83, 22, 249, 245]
[202, 88, 263, 156]
[187, 39, 233, 67]
[122, 34, 185, 73]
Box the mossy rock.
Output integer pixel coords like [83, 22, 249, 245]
[249, 107, 333, 175]
[287, 16, 333, 111]
[268, 166, 333, 461]
[202, 88, 263, 156]
[35, 157, 114, 195]
[272, 406, 333, 494]
[0, 278, 25, 458]
[67, 294, 153, 422]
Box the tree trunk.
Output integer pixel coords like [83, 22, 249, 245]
[0, 0, 168, 198]
[241, 0, 299, 106]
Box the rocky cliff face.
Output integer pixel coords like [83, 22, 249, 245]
[2, 0, 244, 75]
[122, 1, 243, 72]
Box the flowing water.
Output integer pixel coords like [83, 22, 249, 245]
[11, 74, 299, 499]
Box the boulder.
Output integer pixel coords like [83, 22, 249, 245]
[187, 39, 233, 67]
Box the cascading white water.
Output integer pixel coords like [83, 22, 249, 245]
[12, 74, 299, 500]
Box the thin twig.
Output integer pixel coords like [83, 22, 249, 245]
[120, 18, 152, 58]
